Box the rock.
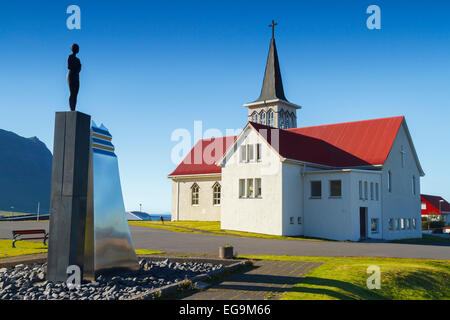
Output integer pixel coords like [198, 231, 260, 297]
[14, 264, 25, 270]
[0, 268, 7, 273]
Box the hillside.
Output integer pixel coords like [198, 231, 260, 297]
[0, 129, 52, 214]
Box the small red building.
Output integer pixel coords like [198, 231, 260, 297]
[421, 194, 450, 217]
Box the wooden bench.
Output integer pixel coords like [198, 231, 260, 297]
[12, 229, 48, 248]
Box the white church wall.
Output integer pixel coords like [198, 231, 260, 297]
[171, 176, 222, 221]
[303, 171, 353, 241]
[280, 162, 304, 236]
[221, 128, 284, 235]
[348, 171, 383, 241]
[381, 123, 422, 240]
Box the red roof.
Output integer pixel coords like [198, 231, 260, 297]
[285, 116, 404, 166]
[169, 136, 237, 176]
[421, 194, 450, 214]
[249, 116, 404, 167]
[169, 116, 405, 177]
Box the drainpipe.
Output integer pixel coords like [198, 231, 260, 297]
[177, 181, 180, 221]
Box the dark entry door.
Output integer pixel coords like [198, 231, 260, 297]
[359, 207, 367, 239]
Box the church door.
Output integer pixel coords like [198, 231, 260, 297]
[359, 207, 367, 240]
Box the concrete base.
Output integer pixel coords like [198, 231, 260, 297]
[46, 111, 91, 282]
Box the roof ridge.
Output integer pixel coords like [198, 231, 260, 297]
[286, 116, 405, 132]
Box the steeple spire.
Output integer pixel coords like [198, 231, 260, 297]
[254, 21, 288, 103]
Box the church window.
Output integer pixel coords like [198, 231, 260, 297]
[395, 218, 400, 230]
[412, 218, 417, 229]
[370, 182, 374, 200]
[375, 183, 379, 201]
[247, 179, 254, 198]
[311, 181, 322, 198]
[412, 175, 416, 195]
[213, 183, 221, 206]
[279, 111, 284, 129]
[240, 145, 247, 162]
[239, 179, 245, 198]
[364, 181, 368, 200]
[267, 110, 274, 127]
[191, 183, 199, 206]
[260, 111, 266, 125]
[330, 180, 342, 197]
[406, 218, 411, 230]
[298, 217, 302, 224]
[251, 112, 258, 123]
[290, 114, 295, 128]
[256, 144, 262, 161]
[400, 218, 405, 230]
[401, 146, 405, 168]
[359, 181, 363, 200]
[247, 144, 255, 161]
[255, 178, 262, 198]
[388, 218, 394, 230]
[371, 218, 379, 233]
[387, 171, 392, 192]
[290, 217, 294, 224]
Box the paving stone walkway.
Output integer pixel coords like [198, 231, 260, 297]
[182, 260, 322, 300]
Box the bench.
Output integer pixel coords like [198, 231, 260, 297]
[12, 229, 48, 248]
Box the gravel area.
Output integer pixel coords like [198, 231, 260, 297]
[0, 259, 224, 300]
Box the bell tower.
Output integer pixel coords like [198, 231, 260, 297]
[244, 21, 301, 129]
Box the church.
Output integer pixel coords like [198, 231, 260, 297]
[168, 25, 424, 241]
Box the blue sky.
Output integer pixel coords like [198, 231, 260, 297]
[0, 1, 449, 212]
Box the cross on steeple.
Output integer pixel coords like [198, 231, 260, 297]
[268, 20, 278, 39]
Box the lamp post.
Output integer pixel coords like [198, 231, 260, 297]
[139, 203, 142, 213]
[37, 202, 40, 222]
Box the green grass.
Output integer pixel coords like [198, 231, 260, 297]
[135, 249, 166, 256]
[0, 239, 48, 258]
[237, 255, 450, 300]
[129, 221, 325, 241]
[0, 239, 164, 259]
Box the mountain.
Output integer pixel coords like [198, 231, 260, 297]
[0, 129, 52, 213]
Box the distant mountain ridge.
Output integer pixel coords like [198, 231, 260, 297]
[0, 129, 52, 213]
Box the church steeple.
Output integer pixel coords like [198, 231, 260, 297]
[244, 21, 301, 129]
[255, 37, 288, 103]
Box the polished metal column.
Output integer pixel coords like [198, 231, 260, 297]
[47, 111, 91, 282]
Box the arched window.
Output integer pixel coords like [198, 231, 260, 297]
[212, 182, 221, 205]
[290, 114, 296, 128]
[260, 111, 266, 125]
[279, 111, 285, 129]
[251, 112, 258, 123]
[191, 183, 199, 205]
[267, 110, 274, 127]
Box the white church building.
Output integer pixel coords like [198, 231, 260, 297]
[168, 30, 424, 241]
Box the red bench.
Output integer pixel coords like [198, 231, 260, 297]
[12, 229, 48, 248]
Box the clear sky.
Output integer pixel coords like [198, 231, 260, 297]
[0, 0, 449, 212]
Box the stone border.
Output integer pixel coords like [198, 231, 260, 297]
[0, 254, 252, 301]
[125, 257, 252, 300]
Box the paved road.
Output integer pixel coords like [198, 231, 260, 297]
[1, 221, 449, 259]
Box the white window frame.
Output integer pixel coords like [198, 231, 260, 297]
[212, 182, 221, 206]
[255, 178, 262, 198]
[239, 179, 245, 198]
[240, 145, 247, 162]
[191, 183, 199, 206]
[256, 143, 262, 162]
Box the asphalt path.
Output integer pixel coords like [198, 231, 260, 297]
[1, 221, 449, 260]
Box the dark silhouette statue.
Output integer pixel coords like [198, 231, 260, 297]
[67, 44, 81, 111]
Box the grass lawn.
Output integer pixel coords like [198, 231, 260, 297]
[129, 221, 325, 242]
[0, 240, 164, 259]
[237, 255, 450, 300]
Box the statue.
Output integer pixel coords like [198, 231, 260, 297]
[67, 44, 81, 111]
